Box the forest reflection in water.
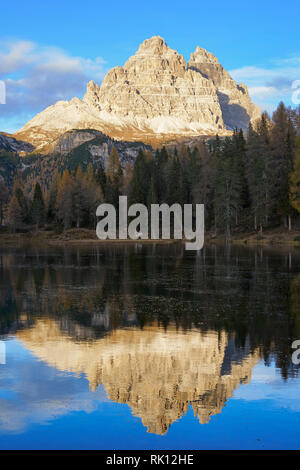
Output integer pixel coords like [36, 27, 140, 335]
[0, 243, 299, 437]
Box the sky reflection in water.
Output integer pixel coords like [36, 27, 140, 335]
[0, 244, 299, 449]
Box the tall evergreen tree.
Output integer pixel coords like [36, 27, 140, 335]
[214, 137, 243, 240]
[167, 156, 186, 205]
[289, 136, 300, 216]
[56, 170, 73, 230]
[270, 102, 295, 227]
[0, 180, 8, 225]
[73, 166, 87, 228]
[13, 181, 29, 224]
[246, 114, 274, 230]
[47, 170, 60, 223]
[129, 149, 151, 205]
[106, 146, 123, 206]
[31, 182, 45, 228]
[155, 147, 169, 202]
[246, 123, 265, 230]
[191, 143, 215, 228]
[95, 160, 107, 197]
[147, 161, 160, 206]
[7, 194, 23, 232]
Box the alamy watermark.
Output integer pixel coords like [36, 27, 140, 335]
[96, 196, 204, 250]
[0, 341, 6, 365]
[291, 80, 300, 105]
[0, 81, 6, 105]
[292, 340, 300, 365]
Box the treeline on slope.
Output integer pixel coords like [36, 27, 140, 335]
[1, 102, 300, 238]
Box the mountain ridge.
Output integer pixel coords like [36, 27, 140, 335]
[14, 36, 261, 150]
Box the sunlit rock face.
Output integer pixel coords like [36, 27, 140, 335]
[188, 47, 261, 130]
[14, 36, 260, 150]
[17, 320, 259, 435]
[96, 36, 224, 132]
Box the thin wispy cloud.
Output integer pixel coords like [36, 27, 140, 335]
[0, 40, 107, 132]
[230, 58, 300, 114]
[0, 40, 36, 75]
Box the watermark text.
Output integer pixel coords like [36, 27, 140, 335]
[0, 81, 6, 105]
[96, 197, 204, 251]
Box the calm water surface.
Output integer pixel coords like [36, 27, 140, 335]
[0, 243, 299, 449]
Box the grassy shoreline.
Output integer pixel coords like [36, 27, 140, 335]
[1, 227, 300, 247]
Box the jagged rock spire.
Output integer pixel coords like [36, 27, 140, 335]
[14, 36, 260, 149]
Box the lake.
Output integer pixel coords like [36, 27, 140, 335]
[0, 243, 299, 450]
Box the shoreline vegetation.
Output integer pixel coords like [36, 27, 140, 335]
[1, 227, 300, 247]
[1, 103, 300, 240]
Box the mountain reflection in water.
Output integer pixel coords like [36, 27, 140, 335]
[0, 243, 299, 441]
[16, 321, 259, 434]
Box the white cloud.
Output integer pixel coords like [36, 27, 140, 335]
[0, 40, 107, 132]
[0, 40, 36, 75]
[230, 59, 300, 113]
[249, 86, 278, 98]
[230, 66, 278, 81]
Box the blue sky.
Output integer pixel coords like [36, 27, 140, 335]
[0, 0, 300, 133]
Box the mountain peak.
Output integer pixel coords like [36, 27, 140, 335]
[14, 37, 261, 149]
[86, 79, 98, 90]
[84, 80, 101, 108]
[138, 36, 168, 53]
[190, 46, 220, 65]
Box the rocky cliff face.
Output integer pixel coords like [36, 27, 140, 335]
[96, 36, 224, 131]
[0, 133, 34, 153]
[14, 36, 260, 150]
[17, 320, 259, 435]
[188, 46, 261, 130]
[48, 128, 150, 161]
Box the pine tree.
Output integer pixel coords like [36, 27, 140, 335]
[155, 147, 169, 202]
[191, 143, 215, 228]
[233, 129, 248, 220]
[246, 114, 273, 230]
[56, 170, 73, 230]
[167, 156, 186, 205]
[159, 147, 169, 166]
[189, 146, 202, 201]
[31, 182, 45, 228]
[47, 170, 60, 223]
[290, 136, 300, 215]
[7, 194, 23, 232]
[106, 146, 123, 206]
[0, 180, 8, 225]
[73, 166, 87, 228]
[84, 168, 103, 228]
[246, 123, 265, 230]
[122, 162, 134, 197]
[107, 146, 122, 183]
[147, 162, 160, 206]
[95, 160, 107, 197]
[13, 180, 29, 223]
[214, 137, 243, 241]
[270, 102, 295, 227]
[129, 149, 151, 205]
[86, 163, 94, 182]
[177, 145, 190, 203]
